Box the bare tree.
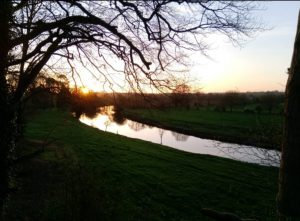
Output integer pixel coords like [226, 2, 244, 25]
[0, 0, 261, 213]
[171, 82, 191, 108]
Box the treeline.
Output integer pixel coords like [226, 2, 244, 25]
[113, 91, 284, 115]
[24, 74, 284, 116]
[23, 74, 113, 118]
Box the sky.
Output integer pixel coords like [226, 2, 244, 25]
[189, 1, 300, 93]
[77, 1, 300, 93]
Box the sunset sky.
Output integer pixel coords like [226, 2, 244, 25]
[190, 1, 300, 93]
[77, 1, 300, 93]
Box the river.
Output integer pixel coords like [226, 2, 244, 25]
[79, 106, 280, 167]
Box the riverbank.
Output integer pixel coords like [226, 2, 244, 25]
[123, 107, 283, 150]
[5, 109, 278, 220]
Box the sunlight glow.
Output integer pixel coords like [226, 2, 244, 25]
[80, 86, 90, 94]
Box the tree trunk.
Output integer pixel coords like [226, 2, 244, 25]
[0, 106, 14, 213]
[0, 0, 12, 215]
[278, 11, 300, 220]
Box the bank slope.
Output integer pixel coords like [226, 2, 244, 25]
[124, 108, 282, 149]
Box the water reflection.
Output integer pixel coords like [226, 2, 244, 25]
[111, 110, 127, 125]
[128, 121, 147, 132]
[158, 129, 164, 144]
[171, 131, 189, 142]
[79, 106, 280, 167]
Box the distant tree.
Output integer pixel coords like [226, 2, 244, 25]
[171, 83, 191, 108]
[194, 89, 204, 109]
[71, 90, 102, 118]
[221, 91, 241, 112]
[260, 93, 278, 114]
[24, 72, 71, 109]
[0, 0, 261, 213]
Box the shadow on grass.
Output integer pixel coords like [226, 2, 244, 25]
[3, 140, 116, 221]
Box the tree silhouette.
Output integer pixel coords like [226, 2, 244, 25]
[0, 0, 261, 214]
[171, 82, 191, 108]
[221, 90, 241, 112]
[277, 12, 300, 221]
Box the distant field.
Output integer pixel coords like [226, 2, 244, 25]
[5, 109, 278, 221]
[124, 107, 283, 149]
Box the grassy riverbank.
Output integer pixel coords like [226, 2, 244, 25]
[123, 107, 283, 149]
[5, 109, 278, 220]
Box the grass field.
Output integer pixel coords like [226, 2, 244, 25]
[123, 107, 283, 149]
[5, 109, 279, 220]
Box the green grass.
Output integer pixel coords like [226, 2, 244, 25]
[5, 109, 279, 220]
[124, 107, 283, 149]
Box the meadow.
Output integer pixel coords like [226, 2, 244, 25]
[4, 109, 278, 221]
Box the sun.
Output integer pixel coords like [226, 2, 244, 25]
[80, 86, 90, 94]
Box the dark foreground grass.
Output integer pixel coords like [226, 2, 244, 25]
[124, 108, 283, 149]
[5, 109, 278, 221]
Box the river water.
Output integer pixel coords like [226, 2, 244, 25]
[79, 106, 280, 167]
